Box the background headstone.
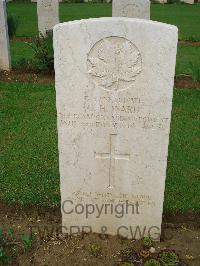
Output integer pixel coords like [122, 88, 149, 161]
[54, 18, 178, 239]
[112, 0, 150, 19]
[32, 0, 62, 2]
[181, 0, 195, 4]
[156, 0, 167, 3]
[37, 0, 59, 36]
[0, 0, 11, 71]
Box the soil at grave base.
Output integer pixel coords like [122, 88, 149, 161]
[178, 41, 200, 46]
[0, 202, 200, 266]
[0, 70, 54, 85]
[11, 37, 33, 43]
[0, 70, 200, 89]
[175, 76, 200, 89]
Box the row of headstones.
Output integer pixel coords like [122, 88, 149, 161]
[31, 0, 200, 4]
[1, 0, 178, 239]
[1, 0, 151, 71]
[38, 0, 152, 37]
[0, 0, 199, 71]
[4, 0, 200, 4]
[0, 0, 58, 71]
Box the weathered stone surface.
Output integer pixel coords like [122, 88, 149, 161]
[112, 0, 150, 19]
[0, 0, 11, 71]
[54, 18, 178, 239]
[37, 0, 59, 36]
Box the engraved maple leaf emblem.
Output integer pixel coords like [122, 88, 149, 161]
[87, 37, 142, 91]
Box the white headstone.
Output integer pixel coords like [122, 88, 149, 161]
[54, 18, 178, 240]
[32, 0, 62, 2]
[112, 0, 150, 19]
[156, 0, 167, 3]
[181, 0, 195, 4]
[37, 0, 59, 36]
[0, 0, 11, 71]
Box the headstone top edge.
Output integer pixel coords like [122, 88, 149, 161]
[53, 17, 178, 34]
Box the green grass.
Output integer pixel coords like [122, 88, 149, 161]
[7, 2, 200, 40]
[165, 88, 200, 213]
[176, 45, 200, 75]
[151, 3, 200, 41]
[0, 82, 60, 206]
[0, 82, 199, 212]
[7, 3, 200, 76]
[10, 42, 34, 67]
[8, 3, 38, 38]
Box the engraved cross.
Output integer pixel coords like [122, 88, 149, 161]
[95, 134, 130, 189]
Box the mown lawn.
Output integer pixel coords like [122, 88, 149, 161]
[0, 82, 199, 213]
[0, 82, 59, 207]
[10, 42, 34, 67]
[176, 45, 200, 75]
[7, 2, 200, 41]
[7, 3, 200, 75]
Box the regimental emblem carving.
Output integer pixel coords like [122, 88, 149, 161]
[87, 37, 142, 92]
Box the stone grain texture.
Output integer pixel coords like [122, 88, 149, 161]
[54, 18, 178, 239]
